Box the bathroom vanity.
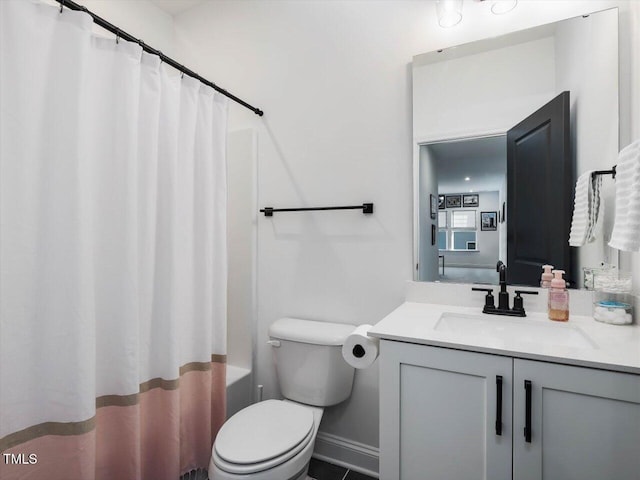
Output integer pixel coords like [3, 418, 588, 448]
[370, 297, 640, 480]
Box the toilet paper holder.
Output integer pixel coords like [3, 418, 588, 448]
[342, 324, 379, 369]
[352, 344, 366, 358]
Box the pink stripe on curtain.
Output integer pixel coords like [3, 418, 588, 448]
[180, 366, 227, 472]
[0, 363, 225, 480]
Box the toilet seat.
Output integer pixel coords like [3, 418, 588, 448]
[213, 400, 315, 475]
[213, 426, 314, 475]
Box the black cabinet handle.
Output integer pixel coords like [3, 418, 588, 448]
[496, 375, 503, 436]
[524, 380, 532, 443]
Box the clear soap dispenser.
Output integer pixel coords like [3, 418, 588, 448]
[540, 264, 554, 288]
[548, 270, 569, 322]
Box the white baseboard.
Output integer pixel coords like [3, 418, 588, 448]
[312, 432, 379, 478]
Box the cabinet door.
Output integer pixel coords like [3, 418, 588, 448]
[380, 341, 512, 480]
[513, 359, 640, 480]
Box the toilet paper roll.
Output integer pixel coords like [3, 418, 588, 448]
[342, 324, 379, 369]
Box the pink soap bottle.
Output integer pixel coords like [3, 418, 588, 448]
[540, 264, 554, 288]
[548, 270, 569, 322]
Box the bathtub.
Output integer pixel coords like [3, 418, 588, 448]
[226, 365, 252, 419]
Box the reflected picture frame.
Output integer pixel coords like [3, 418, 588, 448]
[445, 195, 462, 208]
[481, 211, 498, 231]
[463, 194, 479, 207]
[430, 194, 437, 219]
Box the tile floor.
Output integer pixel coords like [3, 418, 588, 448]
[307, 458, 377, 480]
[187, 457, 375, 480]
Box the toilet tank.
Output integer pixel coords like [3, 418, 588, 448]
[268, 318, 356, 407]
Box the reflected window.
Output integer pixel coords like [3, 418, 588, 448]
[438, 211, 448, 228]
[450, 210, 477, 250]
[452, 231, 477, 250]
[451, 210, 476, 229]
[437, 230, 447, 250]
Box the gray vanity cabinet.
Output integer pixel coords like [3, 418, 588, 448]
[379, 340, 640, 480]
[513, 359, 640, 480]
[379, 340, 513, 480]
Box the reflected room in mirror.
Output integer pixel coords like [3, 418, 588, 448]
[413, 8, 619, 288]
[419, 136, 506, 285]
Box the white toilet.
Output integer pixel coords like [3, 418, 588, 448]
[209, 317, 356, 480]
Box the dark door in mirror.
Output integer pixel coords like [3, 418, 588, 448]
[507, 91, 574, 286]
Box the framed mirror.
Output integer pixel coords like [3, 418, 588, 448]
[413, 8, 619, 288]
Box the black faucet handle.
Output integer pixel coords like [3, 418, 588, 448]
[514, 290, 539, 296]
[512, 290, 539, 314]
[472, 287, 495, 310]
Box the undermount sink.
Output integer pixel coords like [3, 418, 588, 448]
[434, 312, 597, 350]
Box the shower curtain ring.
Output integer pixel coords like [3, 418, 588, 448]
[59, 0, 64, 13]
[115, 28, 120, 44]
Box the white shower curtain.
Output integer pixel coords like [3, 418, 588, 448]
[0, 1, 227, 479]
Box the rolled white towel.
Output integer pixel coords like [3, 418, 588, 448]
[609, 140, 640, 252]
[569, 171, 593, 247]
[586, 173, 602, 241]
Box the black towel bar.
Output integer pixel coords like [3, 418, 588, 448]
[260, 203, 374, 217]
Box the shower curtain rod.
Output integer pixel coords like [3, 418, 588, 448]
[54, 0, 264, 116]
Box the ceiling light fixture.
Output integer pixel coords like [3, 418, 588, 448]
[491, 0, 518, 15]
[465, 176, 471, 181]
[436, 0, 463, 28]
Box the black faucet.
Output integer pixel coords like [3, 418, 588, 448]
[472, 261, 539, 317]
[496, 260, 509, 310]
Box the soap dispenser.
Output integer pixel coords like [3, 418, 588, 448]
[540, 264, 554, 288]
[548, 270, 569, 322]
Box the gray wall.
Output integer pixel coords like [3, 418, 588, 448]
[418, 146, 439, 281]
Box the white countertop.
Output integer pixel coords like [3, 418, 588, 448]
[369, 301, 640, 375]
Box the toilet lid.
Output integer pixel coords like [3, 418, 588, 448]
[215, 400, 314, 465]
